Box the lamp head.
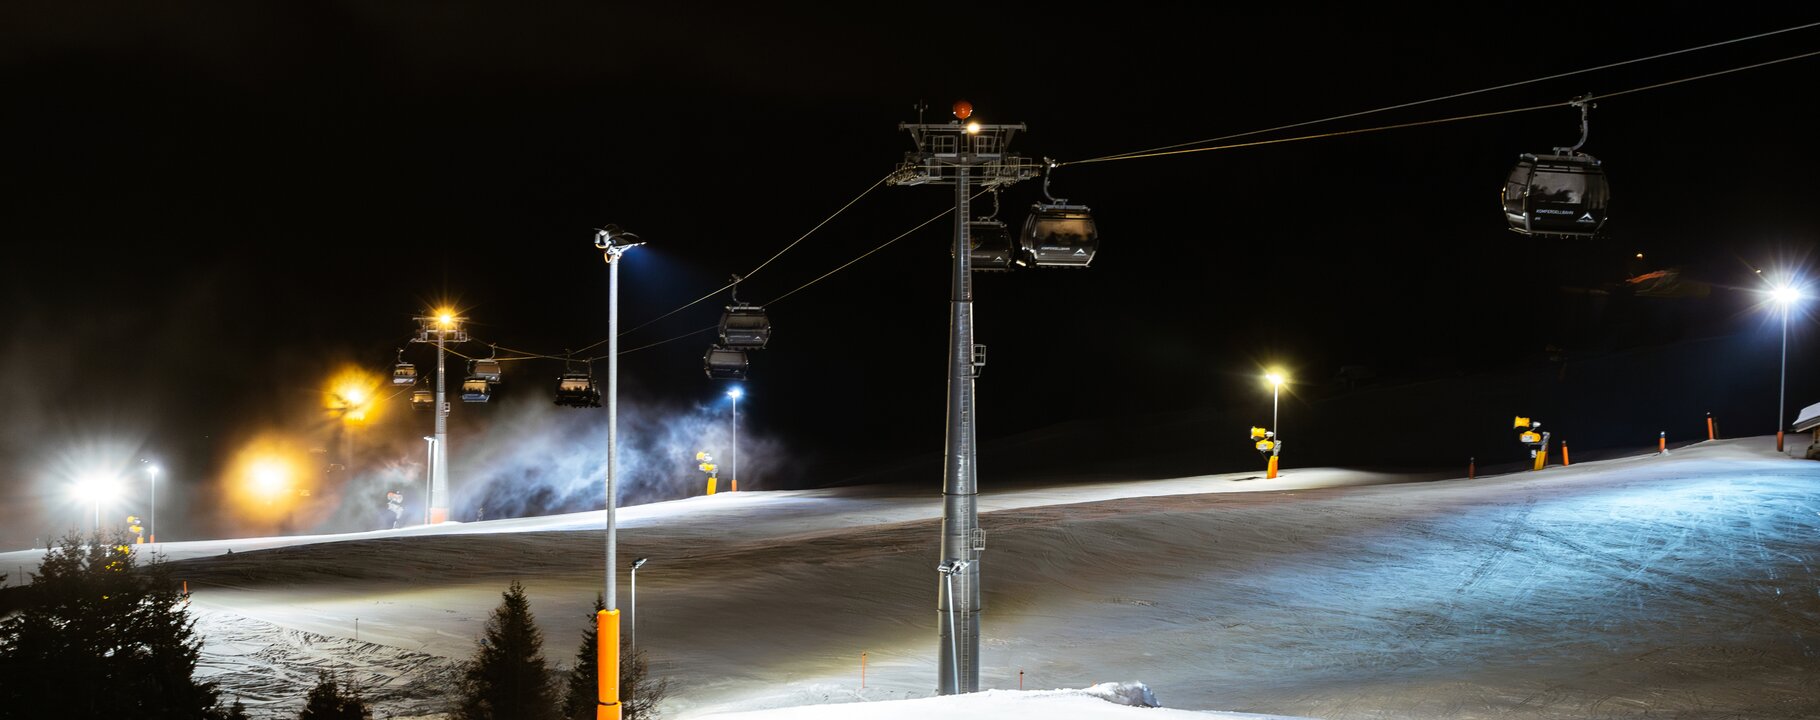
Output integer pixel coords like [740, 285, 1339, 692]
[727, 387, 743, 400]
[633, 557, 649, 569]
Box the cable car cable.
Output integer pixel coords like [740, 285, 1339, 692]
[567, 171, 892, 356]
[1068, 20, 1820, 166]
[1065, 46, 1820, 166]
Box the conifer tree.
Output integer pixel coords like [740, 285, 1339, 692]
[298, 671, 372, 720]
[456, 580, 557, 720]
[0, 530, 228, 719]
[561, 595, 670, 720]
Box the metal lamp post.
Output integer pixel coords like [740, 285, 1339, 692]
[1774, 285, 1803, 452]
[144, 463, 159, 543]
[422, 436, 436, 525]
[630, 556, 649, 649]
[1265, 371, 1285, 436]
[727, 388, 741, 491]
[595, 224, 644, 720]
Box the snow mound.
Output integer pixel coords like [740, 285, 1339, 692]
[1082, 681, 1161, 708]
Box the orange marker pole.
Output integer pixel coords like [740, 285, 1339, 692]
[1777, 430, 1785, 452]
[1706, 414, 1715, 441]
[1658, 431, 1667, 454]
[861, 651, 867, 689]
[1562, 444, 1571, 466]
[731, 478, 737, 492]
[1019, 669, 1025, 690]
[1266, 454, 1279, 479]
[597, 608, 622, 720]
[1468, 457, 1475, 479]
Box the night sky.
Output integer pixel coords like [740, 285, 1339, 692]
[5, 4, 1819, 546]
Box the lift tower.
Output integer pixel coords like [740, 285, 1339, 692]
[889, 102, 1040, 694]
[412, 312, 468, 523]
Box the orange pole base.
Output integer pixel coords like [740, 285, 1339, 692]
[1777, 431, 1785, 452]
[1707, 417, 1715, 441]
[597, 609, 621, 720]
[429, 508, 449, 524]
[1266, 455, 1279, 479]
[1562, 444, 1571, 466]
[705, 477, 717, 495]
[1533, 451, 1546, 471]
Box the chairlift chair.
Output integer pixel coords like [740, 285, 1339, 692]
[719, 306, 772, 350]
[471, 358, 503, 383]
[962, 220, 1017, 271]
[553, 371, 601, 408]
[392, 362, 418, 386]
[704, 346, 749, 381]
[410, 388, 434, 410]
[460, 377, 492, 403]
[1021, 203, 1099, 267]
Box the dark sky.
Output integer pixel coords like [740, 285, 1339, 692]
[4, 4, 1819, 545]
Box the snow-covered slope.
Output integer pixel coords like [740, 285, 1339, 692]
[6, 438, 1817, 719]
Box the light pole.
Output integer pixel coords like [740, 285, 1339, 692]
[143, 462, 159, 543]
[422, 436, 436, 525]
[596, 224, 644, 720]
[1773, 285, 1803, 452]
[630, 557, 649, 650]
[1265, 371, 1286, 437]
[727, 388, 741, 492]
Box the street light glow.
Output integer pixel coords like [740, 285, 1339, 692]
[1265, 371, 1286, 387]
[72, 474, 120, 504]
[1772, 285, 1803, 306]
[727, 387, 743, 400]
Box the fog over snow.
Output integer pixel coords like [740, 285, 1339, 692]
[4, 437, 1817, 719]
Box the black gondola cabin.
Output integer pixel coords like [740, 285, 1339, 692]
[719, 307, 772, 350]
[704, 346, 749, 381]
[1021, 203, 1098, 267]
[1502, 153, 1608, 237]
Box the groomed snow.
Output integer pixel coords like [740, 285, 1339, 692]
[6, 437, 1818, 719]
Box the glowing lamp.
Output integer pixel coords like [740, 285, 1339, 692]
[1265, 372, 1286, 387]
[727, 388, 743, 400]
[73, 474, 120, 503]
[1772, 285, 1802, 306]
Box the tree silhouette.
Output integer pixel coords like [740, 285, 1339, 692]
[455, 580, 557, 720]
[0, 530, 229, 719]
[298, 671, 371, 720]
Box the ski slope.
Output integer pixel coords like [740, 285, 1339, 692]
[5, 437, 1818, 719]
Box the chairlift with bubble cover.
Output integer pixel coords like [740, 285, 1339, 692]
[410, 388, 434, 411]
[553, 356, 601, 408]
[460, 377, 492, 403]
[471, 348, 503, 383]
[392, 349, 418, 386]
[1021, 160, 1098, 267]
[1502, 95, 1609, 237]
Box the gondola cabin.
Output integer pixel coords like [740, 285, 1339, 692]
[1021, 203, 1098, 267]
[719, 306, 772, 350]
[704, 346, 749, 381]
[410, 388, 434, 410]
[471, 359, 503, 382]
[1502, 153, 1608, 237]
[554, 372, 601, 408]
[461, 378, 491, 403]
[392, 362, 418, 385]
[964, 220, 1016, 271]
